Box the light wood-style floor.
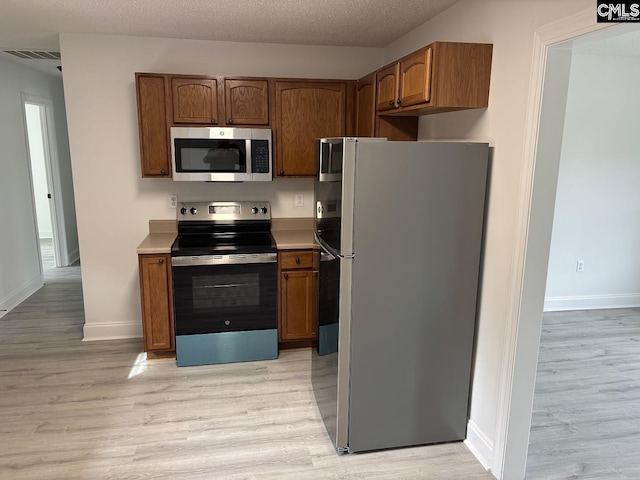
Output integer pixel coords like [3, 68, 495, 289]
[40, 237, 55, 270]
[6, 260, 637, 480]
[0, 266, 493, 480]
[526, 307, 640, 479]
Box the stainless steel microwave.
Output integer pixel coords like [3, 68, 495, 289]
[317, 137, 385, 182]
[170, 127, 272, 182]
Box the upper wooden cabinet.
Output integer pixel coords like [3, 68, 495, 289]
[171, 76, 270, 126]
[356, 73, 376, 137]
[135, 73, 171, 177]
[376, 63, 400, 112]
[135, 43, 492, 178]
[172, 76, 219, 124]
[273, 80, 350, 177]
[377, 42, 493, 116]
[356, 72, 418, 141]
[399, 46, 433, 107]
[224, 78, 269, 125]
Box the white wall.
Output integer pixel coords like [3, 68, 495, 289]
[0, 57, 74, 312]
[545, 53, 640, 311]
[382, 0, 590, 475]
[25, 104, 54, 238]
[58, 33, 383, 340]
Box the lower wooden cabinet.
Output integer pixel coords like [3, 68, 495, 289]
[278, 250, 319, 344]
[138, 254, 175, 355]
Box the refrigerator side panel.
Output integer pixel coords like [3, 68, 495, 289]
[335, 255, 353, 450]
[339, 139, 357, 256]
[347, 141, 488, 452]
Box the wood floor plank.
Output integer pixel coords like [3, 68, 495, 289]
[0, 265, 492, 480]
[526, 307, 640, 479]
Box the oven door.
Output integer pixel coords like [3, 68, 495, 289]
[172, 260, 277, 335]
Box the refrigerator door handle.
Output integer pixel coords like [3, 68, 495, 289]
[314, 232, 354, 260]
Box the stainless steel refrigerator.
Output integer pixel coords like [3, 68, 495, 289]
[312, 138, 489, 454]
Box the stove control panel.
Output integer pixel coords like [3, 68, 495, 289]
[177, 201, 271, 222]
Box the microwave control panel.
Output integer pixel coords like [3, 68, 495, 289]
[251, 140, 270, 173]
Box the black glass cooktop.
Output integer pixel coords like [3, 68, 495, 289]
[171, 231, 276, 256]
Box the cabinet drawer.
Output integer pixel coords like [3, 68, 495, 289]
[280, 250, 314, 269]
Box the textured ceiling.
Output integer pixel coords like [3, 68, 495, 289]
[0, 0, 462, 50]
[2, 1, 640, 78]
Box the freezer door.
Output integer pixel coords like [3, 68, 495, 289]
[311, 253, 353, 452]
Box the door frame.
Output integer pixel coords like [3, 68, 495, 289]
[21, 92, 69, 268]
[492, 9, 616, 480]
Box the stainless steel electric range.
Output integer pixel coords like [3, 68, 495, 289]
[171, 201, 278, 367]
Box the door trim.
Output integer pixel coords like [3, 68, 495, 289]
[493, 8, 614, 480]
[21, 92, 70, 268]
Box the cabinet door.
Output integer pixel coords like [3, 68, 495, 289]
[136, 74, 171, 177]
[376, 63, 399, 111]
[139, 254, 174, 352]
[224, 78, 269, 126]
[399, 46, 433, 108]
[171, 77, 219, 124]
[356, 73, 376, 137]
[279, 269, 317, 341]
[274, 81, 346, 177]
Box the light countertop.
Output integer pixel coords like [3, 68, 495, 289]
[136, 220, 177, 254]
[136, 218, 317, 254]
[271, 218, 316, 250]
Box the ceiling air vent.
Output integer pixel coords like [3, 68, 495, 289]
[3, 50, 61, 60]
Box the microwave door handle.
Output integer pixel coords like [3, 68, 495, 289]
[328, 142, 333, 173]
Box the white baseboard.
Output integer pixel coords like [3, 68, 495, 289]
[83, 322, 142, 341]
[66, 248, 80, 266]
[544, 293, 640, 312]
[464, 419, 494, 473]
[0, 275, 43, 315]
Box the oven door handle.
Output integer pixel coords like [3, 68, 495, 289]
[172, 252, 277, 266]
[314, 233, 353, 260]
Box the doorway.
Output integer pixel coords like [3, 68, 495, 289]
[526, 25, 640, 479]
[496, 14, 639, 480]
[22, 94, 68, 272]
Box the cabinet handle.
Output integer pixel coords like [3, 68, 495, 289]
[295, 257, 300, 264]
[211, 118, 217, 125]
[227, 119, 234, 125]
[158, 258, 164, 264]
[279, 169, 285, 176]
[284, 273, 289, 280]
[397, 98, 402, 106]
[389, 100, 394, 107]
[160, 169, 166, 175]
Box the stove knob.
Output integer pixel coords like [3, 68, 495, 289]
[251, 207, 259, 214]
[180, 207, 188, 215]
[190, 207, 198, 215]
[261, 206, 268, 214]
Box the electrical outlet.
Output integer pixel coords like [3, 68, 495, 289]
[576, 260, 585, 272]
[295, 193, 304, 207]
[168, 194, 177, 209]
